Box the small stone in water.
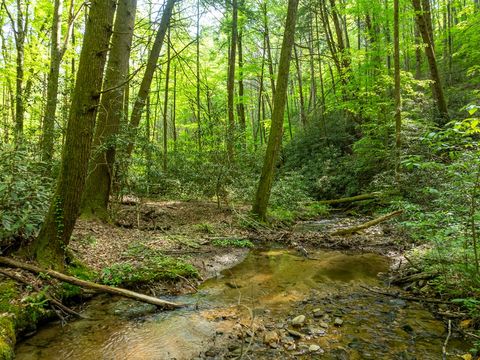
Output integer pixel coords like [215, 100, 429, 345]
[319, 321, 329, 329]
[291, 315, 306, 326]
[334, 318, 344, 326]
[309, 344, 322, 353]
[264, 330, 280, 346]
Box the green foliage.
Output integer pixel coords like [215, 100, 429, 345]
[0, 146, 53, 250]
[212, 238, 254, 248]
[101, 245, 198, 286]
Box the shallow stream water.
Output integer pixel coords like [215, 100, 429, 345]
[15, 249, 470, 359]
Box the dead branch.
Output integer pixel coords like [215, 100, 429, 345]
[329, 210, 403, 236]
[0, 257, 182, 308]
[316, 192, 382, 205]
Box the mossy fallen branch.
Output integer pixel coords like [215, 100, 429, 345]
[329, 210, 403, 236]
[317, 192, 382, 206]
[0, 257, 182, 309]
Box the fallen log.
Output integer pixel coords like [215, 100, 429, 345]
[317, 192, 381, 206]
[329, 210, 403, 236]
[0, 257, 182, 309]
[0, 268, 85, 319]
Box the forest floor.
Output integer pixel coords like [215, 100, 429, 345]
[70, 199, 407, 293]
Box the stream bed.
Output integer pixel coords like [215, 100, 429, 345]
[15, 249, 470, 359]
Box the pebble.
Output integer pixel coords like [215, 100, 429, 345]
[334, 317, 344, 326]
[309, 344, 322, 353]
[264, 330, 279, 346]
[291, 315, 306, 326]
[319, 321, 329, 328]
[313, 308, 323, 318]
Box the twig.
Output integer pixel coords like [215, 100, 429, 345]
[442, 319, 452, 360]
[360, 285, 452, 304]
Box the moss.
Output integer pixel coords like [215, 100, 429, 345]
[101, 255, 199, 287]
[0, 315, 15, 360]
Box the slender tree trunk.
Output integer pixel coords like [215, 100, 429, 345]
[412, 0, 449, 122]
[226, 0, 238, 161]
[394, 0, 401, 181]
[414, 22, 423, 79]
[126, 0, 176, 158]
[41, 0, 74, 163]
[294, 45, 307, 126]
[196, 0, 201, 152]
[252, 0, 299, 221]
[263, 2, 276, 96]
[172, 65, 177, 150]
[163, 26, 171, 172]
[28, 0, 117, 268]
[237, 27, 247, 147]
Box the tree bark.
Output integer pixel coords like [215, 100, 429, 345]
[252, 0, 299, 220]
[237, 26, 247, 146]
[126, 0, 176, 158]
[41, 0, 75, 163]
[226, 0, 238, 161]
[80, 0, 137, 221]
[412, 0, 449, 122]
[394, 0, 402, 181]
[27, 0, 117, 269]
[163, 25, 171, 172]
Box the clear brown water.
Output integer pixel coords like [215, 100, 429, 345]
[15, 249, 470, 359]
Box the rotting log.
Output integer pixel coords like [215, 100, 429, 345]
[317, 192, 382, 206]
[0, 257, 182, 308]
[329, 210, 403, 236]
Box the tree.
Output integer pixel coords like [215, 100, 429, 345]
[27, 0, 117, 268]
[41, 0, 76, 163]
[126, 0, 177, 159]
[394, 0, 401, 181]
[2, 0, 29, 146]
[226, 0, 238, 161]
[412, 0, 449, 122]
[252, 0, 300, 220]
[80, 0, 137, 220]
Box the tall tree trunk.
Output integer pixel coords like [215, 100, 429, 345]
[226, 0, 238, 161]
[163, 25, 171, 172]
[412, 0, 449, 122]
[28, 0, 117, 268]
[263, 2, 276, 96]
[126, 0, 176, 158]
[237, 27, 247, 147]
[196, 0, 201, 151]
[80, 0, 136, 220]
[252, 0, 299, 221]
[3, 0, 30, 146]
[294, 45, 307, 126]
[394, 0, 401, 181]
[41, 0, 75, 163]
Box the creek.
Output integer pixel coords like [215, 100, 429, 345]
[15, 249, 470, 359]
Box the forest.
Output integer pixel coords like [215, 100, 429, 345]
[0, 0, 479, 358]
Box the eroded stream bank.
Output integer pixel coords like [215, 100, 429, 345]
[15, 249, 470, 359]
